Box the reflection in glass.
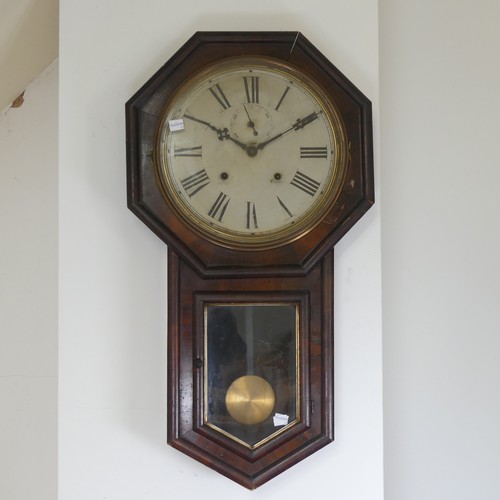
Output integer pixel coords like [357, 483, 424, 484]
[205, 304, 298, 448]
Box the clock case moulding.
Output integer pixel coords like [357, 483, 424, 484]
[126, 31, 374, 489]
[126, 31, 374, 278]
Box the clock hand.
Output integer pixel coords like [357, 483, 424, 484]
[242, 105, 259, 136]
[257, 111, 322, 150]
[183, 110, 320, 158]
[184, 113, 249, 152]
[226, 133, 251, 152]
[184, 114, 230, 141]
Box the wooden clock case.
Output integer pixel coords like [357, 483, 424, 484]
[126, 31, 374, 489]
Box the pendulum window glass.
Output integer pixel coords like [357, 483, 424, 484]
[204, 303, 299, 448]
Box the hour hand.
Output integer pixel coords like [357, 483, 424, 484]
[292, 111, 321, 131]
[257, 111, 321, 150]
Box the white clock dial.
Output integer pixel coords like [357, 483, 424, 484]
[156, 57, 347, 249]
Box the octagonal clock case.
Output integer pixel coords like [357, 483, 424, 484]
[126, 31, 374, 489]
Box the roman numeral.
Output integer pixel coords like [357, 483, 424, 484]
[180, 169, 210, 197]
[174, 145, 202, 157]
[290, 170, 321, 197]
[300, 146, 328, 159]
[275, 86, 290, 111]
[246, 202, 258, 229]
[209, 84, 231, 110]
[243, 76, 259, 103]
[277, 196, 294, 219]
[208, 192, 230, 221]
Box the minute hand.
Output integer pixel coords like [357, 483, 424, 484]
[184, 114, 248, 152]
[184, 114, 227, 138]
[257, 111, 322, 150]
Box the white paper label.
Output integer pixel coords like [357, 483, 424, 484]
[169, 119, 184, 132]
[273, 413, 289, 426]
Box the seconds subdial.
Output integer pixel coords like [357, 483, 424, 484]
[230, 104, 273, 145]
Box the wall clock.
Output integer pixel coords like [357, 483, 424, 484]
[126, 31, 374, 489]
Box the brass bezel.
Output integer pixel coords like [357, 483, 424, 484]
[155, 56, 348, 251]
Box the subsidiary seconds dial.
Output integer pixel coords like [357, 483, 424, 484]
[156, 57, 348, 250]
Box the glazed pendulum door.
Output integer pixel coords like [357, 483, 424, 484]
[204, 303, 299, 448]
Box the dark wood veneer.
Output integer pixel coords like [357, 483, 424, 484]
[167, 250, 335, 489]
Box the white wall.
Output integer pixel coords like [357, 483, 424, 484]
[0, 0, 58, 113]
[59, 1, 382, 499]
[380, 1, 500, 499]
[0, 61, 58, 500]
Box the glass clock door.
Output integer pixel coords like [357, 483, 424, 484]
[205, 303, 299, 448]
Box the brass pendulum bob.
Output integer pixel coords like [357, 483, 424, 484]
[225, 375, 275, 425]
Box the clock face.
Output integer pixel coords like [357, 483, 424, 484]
[156, 57, 348, 249]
